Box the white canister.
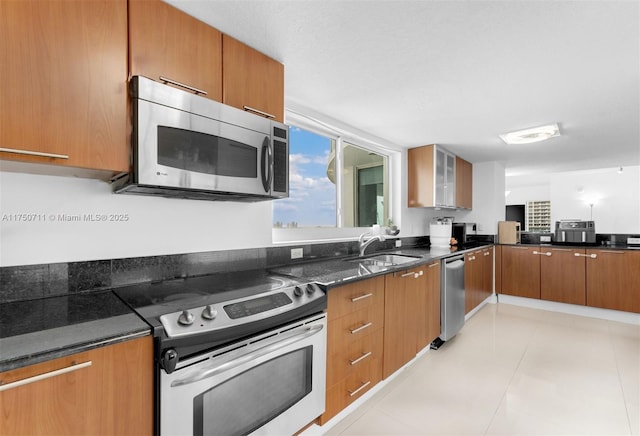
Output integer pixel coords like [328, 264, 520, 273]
[429, 217, 453, 247]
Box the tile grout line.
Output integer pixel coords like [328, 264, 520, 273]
[482, 306, 547, 436]
[606, 320, 635, 436]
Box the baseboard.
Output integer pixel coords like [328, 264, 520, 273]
[497, 294, 640, 325]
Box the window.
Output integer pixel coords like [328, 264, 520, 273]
[526, 200, 551, 232]
[273, 127, 336, 228]
[273, 126, 389, 229]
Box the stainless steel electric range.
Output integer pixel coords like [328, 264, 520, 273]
[113, 269, 327, 436]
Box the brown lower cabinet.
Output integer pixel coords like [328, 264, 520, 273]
[0, 336, 153, 435]
[499, 245, 640, 314]
[500, 245, 541, 299]
[416, 260, 441, 352]
[319, 276, 385, 424]
[540, 247, 586, 305]
[586, 249, 640, 313]
[465, 246, 494, 313]
[383, 268, 421, 378]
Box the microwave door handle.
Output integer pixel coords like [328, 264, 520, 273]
[260, 136, 272, 192]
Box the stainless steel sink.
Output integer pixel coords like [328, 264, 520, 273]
[348, 253, 422, 267]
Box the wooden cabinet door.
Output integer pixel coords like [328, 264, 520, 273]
[455, 156, 473, 209]
[222, 35, 284, 122]
[465, 250, 482, 313]
[383, 268, 420, 378]
[416, 261, 441, 351]
[540, 247, 586, 305]
[407, 145, 435, 207]
[128, 0, 223, 101]
[0, 336, 153, 435]
[586, 249, 640, 313]
[480, 247, 494, 303]
[501, 246, 540, 298]
[0, 0, 128, 173]
[494, 245, 502, 293]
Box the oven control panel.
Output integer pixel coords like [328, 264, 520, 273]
[159, 283, 323, 338]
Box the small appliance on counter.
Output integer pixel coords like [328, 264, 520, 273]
[498, 221, 521, 244]
[452, 222, 477, 246]
[430, 216, 453, 247]
[555, 220, 596, 244]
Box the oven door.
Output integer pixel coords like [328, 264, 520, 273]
[135, 97, 272, 197]
[160, 314, 326, 436]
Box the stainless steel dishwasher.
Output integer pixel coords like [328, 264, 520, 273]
[431, 254, 465, 349]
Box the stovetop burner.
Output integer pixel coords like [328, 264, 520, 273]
[113, 268, 327, 373]
[114, 269, 292, 310]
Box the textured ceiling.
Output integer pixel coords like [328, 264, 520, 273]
[167, 0, 640, 177]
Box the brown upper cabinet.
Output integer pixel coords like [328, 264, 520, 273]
[222, 35, 285, 122]
[128, 0, 223, 102]
[408, 144, 473, 209]
[0, 0, 129, 174]
[455, 156, 473, 209]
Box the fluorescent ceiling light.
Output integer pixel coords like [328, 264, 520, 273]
[499, 123, 560, 145]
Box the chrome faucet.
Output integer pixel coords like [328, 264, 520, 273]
[359, 231, 386, 257]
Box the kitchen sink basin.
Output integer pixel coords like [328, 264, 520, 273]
[348, 253, 422, 267]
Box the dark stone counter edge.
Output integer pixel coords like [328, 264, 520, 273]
[0, 314, 151, 372]
[274, 244, 494, 290]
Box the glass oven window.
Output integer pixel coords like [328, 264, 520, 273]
[157, 126, 257, 178]
[193, 347, 313, 436]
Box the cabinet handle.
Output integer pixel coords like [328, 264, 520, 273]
[349, 351, 373, 366]
[0, 147, 69, 160]
[574, 253, 597, 258]
[351, 293, 373, 302]
[598, 250, 626, 254]
[0, 361, 92, 392]
[484, 251, 491, 256]
[511, 247, 530, 250]
[533, 251, 552, 256]
[428, 262, 439, 268]
[159, 76, 207, 96]
[243, 105, 276, 119]
[468, 256, 475, 261]
[401, 271, 415, 278]
[348, 380, 371, 397]
[551, 248, 572, 252]
[350, 322, 373, 334]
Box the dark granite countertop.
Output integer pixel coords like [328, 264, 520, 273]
[0, 242, 495, 372]
[501, 242, 636, 250]
[271, 244, 492, 289]
[0, 291, 150, 372]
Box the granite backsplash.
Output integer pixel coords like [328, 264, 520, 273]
[0, 236, 429, 304]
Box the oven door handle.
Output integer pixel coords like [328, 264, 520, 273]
[170, 324, 324, 388]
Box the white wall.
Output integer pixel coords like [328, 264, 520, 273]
[0, 171, 273, 266]
[506, 166, 640, 234]
[506, 184, 550, 206]
[456, 161, 506, 234]
[550, 167, 640, 233]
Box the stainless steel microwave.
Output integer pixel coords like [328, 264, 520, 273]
[113, 76, 289, 201]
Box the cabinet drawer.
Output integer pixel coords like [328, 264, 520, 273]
[326, 330, 383, 388]
[328, 305, 384, 349]
[327, 276, 385, 321]
[322, 358, 382, 423]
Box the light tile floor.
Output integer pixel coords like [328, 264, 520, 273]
[324, 303, 640, 436]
